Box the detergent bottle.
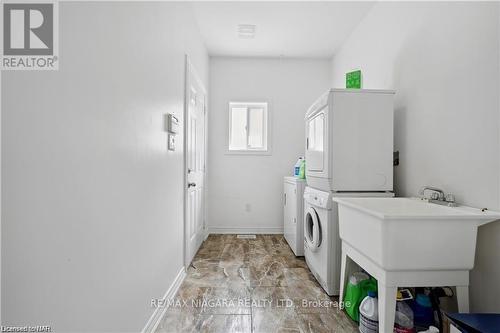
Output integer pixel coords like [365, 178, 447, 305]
[298, 159, 306, 179]
[294, 157, 303, 177]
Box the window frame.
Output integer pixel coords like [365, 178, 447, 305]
[227, 101, 271, 155]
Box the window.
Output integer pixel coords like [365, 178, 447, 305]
[228, 102, 269, 152]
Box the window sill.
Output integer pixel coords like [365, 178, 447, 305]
[225, 149, 272, 156]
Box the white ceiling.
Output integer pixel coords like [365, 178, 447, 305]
[191, 1, 375, 59]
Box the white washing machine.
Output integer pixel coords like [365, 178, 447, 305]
[303, 187, 394, 296]
[304, 187, 338, 296]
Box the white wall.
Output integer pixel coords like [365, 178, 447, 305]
[208, 58, 330, 233]
[0, 63, 2, 327]
[1, 2, 208, 331]
[330, 2, 500, 312]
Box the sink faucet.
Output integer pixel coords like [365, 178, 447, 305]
[419, 186, 445, 200]
[419, 186, 456, 207]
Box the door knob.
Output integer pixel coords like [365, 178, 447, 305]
[188, 182, 196, 188]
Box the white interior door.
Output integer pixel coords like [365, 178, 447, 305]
[185, 57, 206, 267]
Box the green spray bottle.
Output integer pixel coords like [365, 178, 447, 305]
[299, 159, 306, 179]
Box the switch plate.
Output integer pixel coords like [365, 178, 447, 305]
[168, 134, 176, 151]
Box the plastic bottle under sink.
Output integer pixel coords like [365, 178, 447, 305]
[412, 294, 434, 328]
[359, 291, 379, 333]
[394, 300, 415, 333]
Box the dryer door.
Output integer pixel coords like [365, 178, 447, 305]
[306, 108, 326, 172]
[305, 207, 322, 252]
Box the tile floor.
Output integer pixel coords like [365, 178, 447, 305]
[156, 234, 358, 333]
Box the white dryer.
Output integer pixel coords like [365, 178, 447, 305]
[303, 187, 393, 296]
[305, 89, 395, 192]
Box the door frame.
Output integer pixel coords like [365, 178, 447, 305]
[183, 55, 208, 269]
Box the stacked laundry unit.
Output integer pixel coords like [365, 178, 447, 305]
[303, 89, 395, 296]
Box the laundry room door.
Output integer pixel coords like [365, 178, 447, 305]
[185, 56, 207, 267]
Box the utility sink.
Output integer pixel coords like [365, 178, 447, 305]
[333, 197, 500, 271]
[334, 197, 500, 332]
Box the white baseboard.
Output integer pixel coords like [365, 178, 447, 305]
[208, 226, 283, 234]
[203, 226, 209, 240]
[141, 266, 186, 333]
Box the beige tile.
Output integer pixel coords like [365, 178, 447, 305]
[200, 287, 252, 315]
[251, 287, 295, 310]
[252, 308, 301, 333]
[220, 241, 252, 261]
[157, 309, 251, 333]
[155, 235, 358, 333]
[157, 307, 198, 333]
[251, 285, 341, 314]
[193, 314, 252, 333]
[249, 266, 319, 288]
[297, 312, 358, 333]
[183, 265, 251, 289]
